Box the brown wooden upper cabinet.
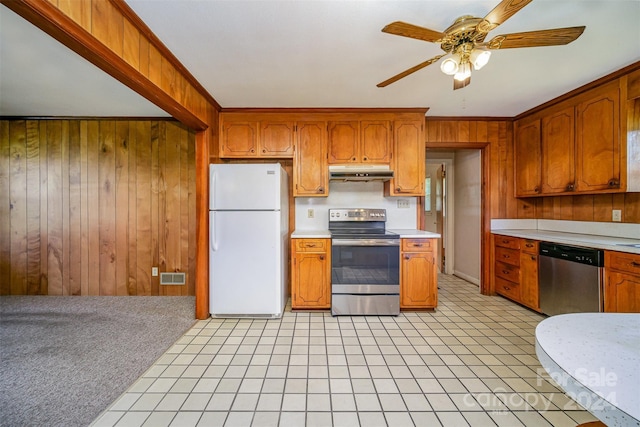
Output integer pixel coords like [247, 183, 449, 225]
[219, 116, 294, 158]
[514, 79, 632, 197]
[328, 120, 391, 164]
[385, 120, 426, 196]
[294, 121, 328, 197]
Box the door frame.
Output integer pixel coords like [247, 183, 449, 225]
[419, 141, 491, 296]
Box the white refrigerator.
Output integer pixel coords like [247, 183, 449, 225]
[209, 163, 288, 318]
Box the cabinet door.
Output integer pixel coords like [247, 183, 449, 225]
[360, 120, 390, 163]
[388, 120, 425, 196]
[292, 252, 330, 308]
[542, 107, 575, 194]
[294, 121, 328, 197]
[328, 121, 359, 164]
[604, 271, 640, 313]
[514, 120, 541, 196]
[259, 121, 294, 157]
[401, 251, 437, 308]
[576, 84, 621, 192]
[520, 252, 540, 311]
[220, 122, 257, 157]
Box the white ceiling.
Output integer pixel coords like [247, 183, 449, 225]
[2, 1, 639, 118]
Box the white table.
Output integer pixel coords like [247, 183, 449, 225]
[535, 313, 640, 427]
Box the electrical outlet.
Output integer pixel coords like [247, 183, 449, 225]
[152, 267, 159, 277]
[612, 209, 622, 222]
[307, 208, 314, 218]
[397, 199, 410, 209]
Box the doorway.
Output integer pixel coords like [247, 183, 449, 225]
[424, 150, 481, 285]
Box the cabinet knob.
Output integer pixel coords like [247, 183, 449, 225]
[404, 255, 410, 260]
[566, 183, 574, 191]
[534, 186, 540, 193]
[262, 149, 266, 153]
[352, 157, 356, 161]
[631, 262, 640, 268]
[396, 187, 401, 192]
[414, 243, 423, 247]
[608, 179, 619, 187]
[250, 149, 255, 153]
[504, 286, 511, 291]
[526, 243, 534, 248]
[318, 187, 324, 193]
[319, 255, 325, 260]
[503, 254, 510, 259]
[531, 256, 536, 261]
[363, 157, 368, 161]
[502, 270, 509, 275]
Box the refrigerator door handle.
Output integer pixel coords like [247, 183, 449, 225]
[210, 212, 218, 251]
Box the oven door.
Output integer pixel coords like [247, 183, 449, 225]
[331, 238, 400, 315]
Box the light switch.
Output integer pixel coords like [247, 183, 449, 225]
[152, 267, 159, 277]
[307, 209, 314, 218]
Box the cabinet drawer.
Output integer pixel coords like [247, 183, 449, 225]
[402, 238, 433, 252]
[495, 277, 521, 300]
[495, 261, 520, 282]
[495, 247, 520, 267]
[606, 251, 640, 275]
[521, 239, 539, 255]
[295, 239, 328, 252]
[495, 235, 521, 250]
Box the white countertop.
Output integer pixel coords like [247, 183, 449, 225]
[291, 229, 441, 239]
[492, 229, 640, 255]
[535, 313, 640, 426]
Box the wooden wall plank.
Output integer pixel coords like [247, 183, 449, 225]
[87, 121, 100, 295]
[61, 121, 70, 295]
[151, 122, 161, 296]
[98, 121, 116, 295]
[68, 121, 82, 295]
[136, 122, 152, 295]
[188, 128, 197, 296]
[572, 195, 595, 222]
[80, 121, 89, 295]
[625, 193, 640, 223]
[25, 121, 41, 295]
[46, 121, 63, 295]
[0, 122, 10, 295]
[115, 122, 130, 295]
[127, 123, 138, 295]
[9, 122, 27, 295]
[164, 121, 181, 296]
[38, 122, 49, 295]
[57, 0, 91, 29]
[179, 125, 190, 296]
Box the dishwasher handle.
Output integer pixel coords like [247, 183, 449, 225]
[539, 242, 604, 267]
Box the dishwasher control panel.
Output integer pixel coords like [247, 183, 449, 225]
[539, 242, 604, 267]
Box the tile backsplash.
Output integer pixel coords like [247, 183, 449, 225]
[294, 181, 417, 230]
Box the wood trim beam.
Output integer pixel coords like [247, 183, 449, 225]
[109, 0, 221, 111]
[2, 0, 208, 131]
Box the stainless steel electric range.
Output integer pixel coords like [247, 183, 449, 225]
[329, 208, 400, 316]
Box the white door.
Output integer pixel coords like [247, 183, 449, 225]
[209, 210, 282, 316]
[210, 163, 281, 210]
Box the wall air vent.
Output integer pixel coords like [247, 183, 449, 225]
[160, 272, 186, 285]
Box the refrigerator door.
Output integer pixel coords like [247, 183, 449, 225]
[210, 210, 284, 317]
[210, 163, 282, 211]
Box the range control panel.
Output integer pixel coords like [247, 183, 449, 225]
[329, 208, 387, 222]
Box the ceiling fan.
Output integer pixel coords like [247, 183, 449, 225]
[377, 0, 585, 90]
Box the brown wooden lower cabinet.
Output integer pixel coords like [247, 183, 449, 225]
[291, 238, 331, 309]
[493, 235, 540, 312]
[400, 238, 438, 309]
[604, 251, 640, 312]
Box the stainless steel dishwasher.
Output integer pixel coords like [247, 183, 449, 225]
[538, 242, 604, 316]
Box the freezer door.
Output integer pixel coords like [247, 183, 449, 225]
[210, 163, 282, 210]
[209, 210, 284, 317]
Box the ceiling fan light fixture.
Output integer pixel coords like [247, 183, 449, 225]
[440, 54, 460, 75]
[454, 61, 471, 81]
[470, 48, 491, 70]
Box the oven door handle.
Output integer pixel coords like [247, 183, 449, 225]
[332, 239, 400, 246]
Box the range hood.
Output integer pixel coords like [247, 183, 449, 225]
[329, 165, 394, 182]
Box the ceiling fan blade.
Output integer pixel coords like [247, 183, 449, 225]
[477, 0, 533, 33]
[377, 54, 446, 88]
[485, 26, 586, 49]
[382, 21, 446, 43]
[453, 76, 471, 90]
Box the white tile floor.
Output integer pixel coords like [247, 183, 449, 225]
[92, 275, 598, 427]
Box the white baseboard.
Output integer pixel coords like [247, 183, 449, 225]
[453, 270, 480, 286]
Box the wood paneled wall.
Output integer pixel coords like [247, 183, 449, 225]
[0, 119, 196, 296]
[426, 119, 640, 223]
